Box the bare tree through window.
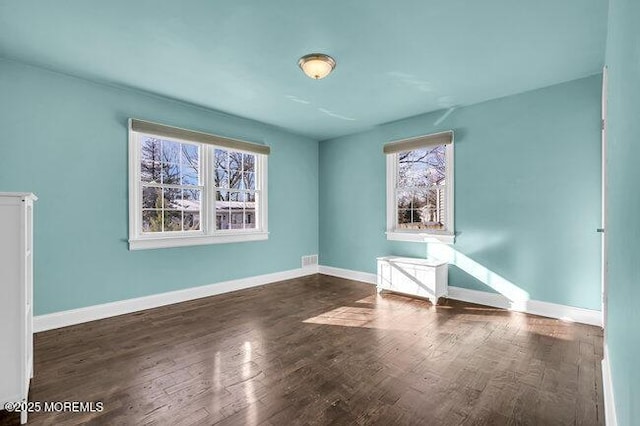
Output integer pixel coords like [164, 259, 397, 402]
[140, 137, 201, 233]
[214, 149, 257, 230]
[396, 145, 446, 230]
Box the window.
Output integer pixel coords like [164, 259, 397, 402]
[385, 131, 454, 244]
[213, 149, 258, 231]
[128, 119, 269, 250]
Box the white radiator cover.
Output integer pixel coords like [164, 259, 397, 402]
[376, 256, 448, 305]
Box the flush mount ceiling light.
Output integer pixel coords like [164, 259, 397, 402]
[298, 53, 336, 80]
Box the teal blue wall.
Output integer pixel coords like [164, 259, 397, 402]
[604, 0, 640, 423]
[320, 75, 602, 310]
[0, 59, 319, 315]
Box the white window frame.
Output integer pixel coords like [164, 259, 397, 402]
[128, 127, 268, 250]
[385, 138, 455, 244]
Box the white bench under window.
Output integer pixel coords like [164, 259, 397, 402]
[377, 256, 448, 305]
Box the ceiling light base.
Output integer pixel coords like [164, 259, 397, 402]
[298, 53, 336, 80]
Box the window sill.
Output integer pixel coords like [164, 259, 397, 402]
[129, 231, 269, 250]
[386, 231, 455, 244]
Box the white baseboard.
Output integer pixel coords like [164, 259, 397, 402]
[447, 286, 602, 326]
[602, 344, 618, 426]
[318, 265, 377, 284]
[34, 266, 318, 332]
[318, 265, 602, 327]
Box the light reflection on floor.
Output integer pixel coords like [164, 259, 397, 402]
[243, 341, 257, 425]
[303, 291, 578, 341]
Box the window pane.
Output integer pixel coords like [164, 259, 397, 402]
[216, 190, 228, 201]
[216, 214, 229, 230]
[398, 209, 412, 226]
[230, 211, 243, 230]
[141, 161, 161, 183]
[214, 149, 228, 170]
[398, 149, 425, 187]
[141, 138, 162, 162]
[215, 203, 231, 230]
[161, 140, 180, 164]
[229, 170, 243, 189]
[412, 209, 423, 225]
[163, 210, 182, 232]
[244, 205, 256, 229]
[229, 151, 242, 171]
[398, 209, 426, 230]
[181, 189, 201, 211]
[181, 144, 199, 168]
[228, 191, 241, 202]
[181, 164, 199, 186]
[214, 168, 228, 188]
[412, 188, 429, 209]
[421, 207, 445, 229]
[183, 212, 200, 231]
[243, 153, 255, 172]
[163, 188, 181, 209]
[426, 145, 446, 186]
[397, 190, 411, 209]
[142, 210, 163, 232]
[425, 187, 446, 230]
[243, 172, 255, 190]
[161, 163, 180, 184]
[142, 186, 162, 209]
[246, 191, 256, 203]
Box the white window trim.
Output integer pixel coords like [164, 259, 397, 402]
[385, 141, 455, 244]
[128, 128, 269, 250]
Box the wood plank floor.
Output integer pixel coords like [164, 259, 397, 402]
[0, 274, 604, 425]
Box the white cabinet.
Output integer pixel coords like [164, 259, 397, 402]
[377, 256, 448, 305]
[0, 193, 36, 424]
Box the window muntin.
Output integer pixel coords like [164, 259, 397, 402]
[396, 145, 447, 231]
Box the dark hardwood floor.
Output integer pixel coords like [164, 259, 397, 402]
[0, 274, 604, 425]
